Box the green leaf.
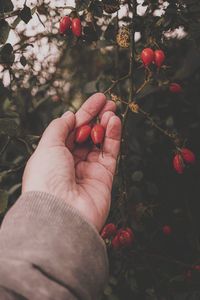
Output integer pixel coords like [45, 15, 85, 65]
[0, 190, 8, 214]
[20, 55, 27, 67]
[0, 118, 19, 137]
[0, 20, 10, 44]
[0, 43, 15, 65]
[75, 0, 90, 11]
[90, 0, 103, 17]
[0, 0, 14, 13]
[19, 5, 32, 24]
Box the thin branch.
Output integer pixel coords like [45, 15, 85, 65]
[138, 106, 177, 141]
[0, 137, 11, 156]
[0, 9, 20, 20]
[104, 74, 130, 95]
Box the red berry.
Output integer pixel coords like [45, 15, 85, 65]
[154, 50, 165, 68]
[162, 225, 172, 236]
[75, 125, 91, 144]
[101, 223, 117, 239]
[59, 16, 72, 34]
[141, 48, 155, 67]
[118, 227, 134, 248]
[193, 265, 200, 271]
[185, 270, 192, 281]
[71, 18, 82, 37]
[181, 148, 196, 164]
[173, 153, 184, 174]
[91, 124, 105, 146]
[111, 234, 120, 250]
[169, 83, 182, 93]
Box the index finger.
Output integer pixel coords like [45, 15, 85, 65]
[75, 93, 106, 128]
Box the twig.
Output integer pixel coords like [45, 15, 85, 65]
[104, 74, 130, 95]
[136, 79, 149, 94]
[0, 137, 11, 156]
[16, 137, 34, 154]
[138, 106, 177, 141]
[0, 9, 20, 20]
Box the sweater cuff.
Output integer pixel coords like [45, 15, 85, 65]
[0, 191, 109, 299]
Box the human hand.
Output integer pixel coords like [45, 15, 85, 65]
[22, 93, 121, 231]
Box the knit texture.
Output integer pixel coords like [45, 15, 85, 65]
[0, 192, 109, 300]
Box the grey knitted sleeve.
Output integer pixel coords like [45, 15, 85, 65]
[0, 192, 109, 300]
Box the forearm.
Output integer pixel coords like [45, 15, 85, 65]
[0, 192, 108, 300]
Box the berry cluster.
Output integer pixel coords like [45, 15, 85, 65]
[101, 223, 134, 251]
[141, 48, 182, 94]
[141, 48, 165, 68]
[75, 124, 105, 147]
[59, 16, 82, 37]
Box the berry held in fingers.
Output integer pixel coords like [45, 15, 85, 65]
[91, 124, 105, 146]
[75, 124, 91, 144]
[59, 16, 72, 34]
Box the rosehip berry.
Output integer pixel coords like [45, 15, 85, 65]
[181, 148, 196, 164]
[71, 18, 82, 37]
[101, 223, 117, 239]
[118, 227, 134, 248]
[141, 48, 155, 67]
[75, 125, 91, 144]
[173, 153, 184, 174]
[169, 83, 182, 93]
[111, 234, 120, 250]
[154, 49, 165, 68]
[185, 270, 192, 281]
[59, 16, 72, 34]
[162, 225, 172, 236]
[91, 124, 105, 146]
[193, 265, 200, 271]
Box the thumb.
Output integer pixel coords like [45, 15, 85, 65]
[38, 111, 75, 148]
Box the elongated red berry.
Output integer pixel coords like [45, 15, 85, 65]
[111, 234, 120, 250]
[162, 225, 172, 236]
[71, 18, 82, 37]
[59, 16, 72, 34]
[91, 124, 105, 146]
[75, 125, 91, 144]
[101, 223, 117, 239]
[141, 48, 155, 67]
[169, 83, 182, 93]
[169, 82, 183, 94]
[181, 148, 195, 164]
[154, 49, 165, 68]
[193, 265, 200, 271]
[173, 153, 184, 174]
[118, 227, 134, 248]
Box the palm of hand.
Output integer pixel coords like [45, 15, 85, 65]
[22, 94, 121, 231]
